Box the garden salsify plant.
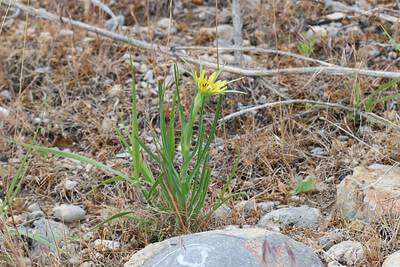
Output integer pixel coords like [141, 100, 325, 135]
[4, 49, 245, 233]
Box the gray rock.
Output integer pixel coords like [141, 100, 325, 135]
[383, 250, 400, 267]
[221, 54, 235, 64]
[27, 203, 40, 212]
[80, 261, 96, 267]
[0, 90, 11, 99]
[235, 200, 257, 212]
[368, 50, 380, 58]
[326, 12, 345, 20]
[108, 84, 122, 98]
[212, 205, 231, 220]
[320, 237, 336, 251]
[258, 206, 320, 229]
[139, 64, 149, 74]
[169, 64, 186, 75]
[326, 241, 364, 265]
[258, 95, 267, 104]
[157, 18, 174, 29]
[104, 15, 125, 30]
[214, 25, 234, 41]
[69, 257, 82, 265]
[28, 210, 45, 221]
[335, 164, 400, 222]
[257, 202, 275, 212]
[93, 239, 121, 251]
[53, 204, 85, 223]
[124, 226, 323, 267]
[213, 39, 233, 47]
[310, 147, 328, 156]
[143, 70, 155, 84]
[31, 218, 68, 254]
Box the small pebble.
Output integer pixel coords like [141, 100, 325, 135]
[53, 204, 85, 223]
[69, 257, 82, 265]
[28, 211, 45, 221]
[157, 18, 174, 29]
[108, 84, 122, 97]
[212, 205, 232, 220]
[389, 51, 397, 60]
[139, 64, 149, 74]
[28, 203, 40, 212]
[257, 202, 275, 212]
[79, 261, 95, 267]
[64, 179, 78, 191]
[94, 239, 122, 251]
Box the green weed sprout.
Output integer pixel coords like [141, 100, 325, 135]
[297, 32, 316, 57]
[3, 52, 245, 233]
[289, 176, 315, 196]
[278, 176, 315, 202]
[347, 25, 400, 125]
[349, 76, 400, 125]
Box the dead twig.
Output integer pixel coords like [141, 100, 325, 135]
[323, 0, 400, 23]
[3, 0, 400, 79]
[219, 99, 393, 124]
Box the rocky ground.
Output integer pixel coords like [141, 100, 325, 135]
[1, 0, 400, 266]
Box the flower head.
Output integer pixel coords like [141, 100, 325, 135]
[194, 69, 228, 98]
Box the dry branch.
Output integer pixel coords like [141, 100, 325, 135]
[324, 0, 400, 23]
[2, 0, 400, 79]
[219, 99, 392, 124]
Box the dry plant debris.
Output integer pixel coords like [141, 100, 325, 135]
[0, 0, 400, 266]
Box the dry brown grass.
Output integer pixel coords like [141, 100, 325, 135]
[1, 0, 400, 265]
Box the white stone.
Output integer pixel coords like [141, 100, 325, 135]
[64, 179, 78, 191]
[258, 205, 320, 229]
[327, 261, 345, 267]
[221, 54, 235, 64]
[0, 107, 9, 120]
[307, 26, 327, 39]
[257, 202, 275, 212]
[337, 164, 400, 221]
[108, 84, 122, 97]
[201, 25, 235, 41]
[310, 147, 328, 156]
[383, 250, 400, 267]
[235, 200, 257, 212]
[326, 241, 364, 265]
[157, 18, 174, 29]
[124, 226, 323, 267]
[214, 25, 234, 40]
[53, 204, 85, 223]
[212, 205, 232, 220]
[326, 12, 345, 20]
[59, 29, 74, 36]
[94, 239, 121, 251]
[139, 64, 149, 74]
[28, 210, 45, 221]
[79, 261, 95, 267]
[27, 203, 40, 212]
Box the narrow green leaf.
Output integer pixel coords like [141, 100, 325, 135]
[88, 211, 135, 232]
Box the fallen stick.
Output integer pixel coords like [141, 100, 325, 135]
[2, 0, 400, 79]
[219, 99, 392, 124]
[324, 0, 400, 23]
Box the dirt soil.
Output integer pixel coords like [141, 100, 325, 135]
[1, 0, 400, 266]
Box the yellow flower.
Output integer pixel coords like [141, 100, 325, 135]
[195, 70, 228, 97]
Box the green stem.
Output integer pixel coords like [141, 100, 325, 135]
[181, 92, 203, 179]
[128, 42, 140, 182]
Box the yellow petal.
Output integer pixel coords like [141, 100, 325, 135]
[209, 72, 217, 82]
